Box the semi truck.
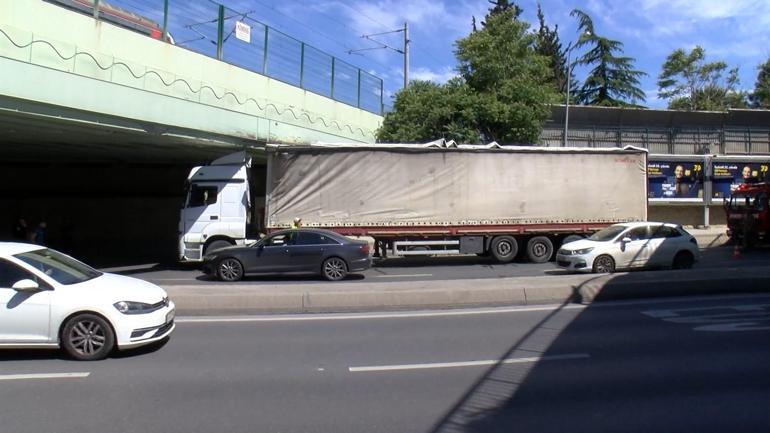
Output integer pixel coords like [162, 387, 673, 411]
[179, 142, 648, 263]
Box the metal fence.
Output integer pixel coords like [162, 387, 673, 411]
[540, 126, 770, 155]
[91, 0, 384, 114]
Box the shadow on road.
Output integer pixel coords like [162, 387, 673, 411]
[426, 259, 770, 433]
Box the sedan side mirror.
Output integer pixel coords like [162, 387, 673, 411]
[621, 237, 632, 244]
[12, 279, 40, 292]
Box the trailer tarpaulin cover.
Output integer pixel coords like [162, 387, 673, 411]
[266, 144, 647, 228]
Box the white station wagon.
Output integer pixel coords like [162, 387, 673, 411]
[556, 222, 699, 273]
[0, 243, 175, 360]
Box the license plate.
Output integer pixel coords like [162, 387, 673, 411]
[166, 309, 175, 323]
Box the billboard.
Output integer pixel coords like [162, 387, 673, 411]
[712, 161, 769, 199]
[648, 160, 704, 200]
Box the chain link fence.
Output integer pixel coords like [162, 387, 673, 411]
[82, 0, 384, 115]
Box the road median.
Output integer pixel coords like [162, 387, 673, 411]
[164, 264, 770, 315]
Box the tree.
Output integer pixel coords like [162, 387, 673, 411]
[750, 59, 770, 109]
[376, 80, 481, 143]
[475, 0, 522, 31]
[570, 9, 646, 106]
[534, 3, 574, 97]
[657, 46, 746, 111]
[377, 9, 556, 144]
[455, 9, 558, 143]
[486, 0, 522, 19]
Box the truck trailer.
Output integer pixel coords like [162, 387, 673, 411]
[179, 142, 648, 263]
[263, 142, 648, 263]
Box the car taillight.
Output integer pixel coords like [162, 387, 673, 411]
[360, 244, 370, 254]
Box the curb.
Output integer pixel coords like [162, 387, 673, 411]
[164, 266, 770, 315]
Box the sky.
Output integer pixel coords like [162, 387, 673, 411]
[128, 0, 770, 109]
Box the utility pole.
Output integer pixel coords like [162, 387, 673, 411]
[403, 22, 409, 89]
[348, 23, 410, 90]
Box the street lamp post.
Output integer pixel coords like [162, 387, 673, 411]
[564, 41, 575, 147]
[564, 32, 589, 147]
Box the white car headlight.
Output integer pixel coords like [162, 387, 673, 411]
[113, 300, 158, 315]
[572, 247, 594, 255]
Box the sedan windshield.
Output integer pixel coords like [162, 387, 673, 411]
[588, 225, 627, 242]
[15, 249, 102, 285]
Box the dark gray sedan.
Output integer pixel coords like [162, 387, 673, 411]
[202, 229, 372, 282]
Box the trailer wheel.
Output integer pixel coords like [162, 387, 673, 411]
[490, 236, 518, 263]
[526, 236, 554, 263]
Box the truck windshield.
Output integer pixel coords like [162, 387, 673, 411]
[588, 225, 627, 242]
[15, 248, 102, 285]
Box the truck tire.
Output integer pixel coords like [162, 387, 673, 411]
[205, 240, 232, 255]
[527, 236, 554, 263]
[490, 236, 518, 263]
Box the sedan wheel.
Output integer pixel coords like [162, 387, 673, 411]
[672, 251, 694, 270]
[322, 257, 348, 281]
[217, 258, 244, 282]
[592, 255, 616, 273]
[62, 314, 115, 361]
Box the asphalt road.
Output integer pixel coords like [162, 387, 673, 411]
[2, 294, 770, 433]
[111, 245, 770, 286]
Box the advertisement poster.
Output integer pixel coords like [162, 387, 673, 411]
[648, 161, 704, 199]
[712, 161, 769, 199]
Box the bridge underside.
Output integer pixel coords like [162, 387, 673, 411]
[0, 95, 266, 265]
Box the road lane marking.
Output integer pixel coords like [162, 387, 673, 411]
[348, 353, 589, 372]
[0, 372, 90, 381]
[643, 303, 770, 332]
[176, 304, 588, 323]
[375, 273, 434, 278]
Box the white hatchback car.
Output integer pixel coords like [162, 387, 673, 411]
[556, 222, 699, 273]
[0, 243, 175, 360]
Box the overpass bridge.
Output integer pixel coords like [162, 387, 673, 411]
[0, 0, 383, 263]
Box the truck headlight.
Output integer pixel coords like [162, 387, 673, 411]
[113, 301, 155, 315]
[572, 247, 594, 255]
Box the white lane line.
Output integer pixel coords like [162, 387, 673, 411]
[375, 273, 433, 278]
[0, 372, 90, 381]
[176, 304, 587, 323]
[349, 353, 590, 372]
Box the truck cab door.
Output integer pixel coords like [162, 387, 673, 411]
[182, 183, 221, 235]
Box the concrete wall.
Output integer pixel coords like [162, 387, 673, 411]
[0, 0, 382, 144]
[649, 205, 726, 227]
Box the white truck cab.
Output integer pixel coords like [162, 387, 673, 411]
[178, 152, 252, 261]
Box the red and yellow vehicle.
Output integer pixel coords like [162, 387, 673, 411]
[725, 181, 770, 247]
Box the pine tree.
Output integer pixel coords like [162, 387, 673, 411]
[570, 9, 646, 106]
[534, 4, 574, 98]
[750, 59, 770, 109]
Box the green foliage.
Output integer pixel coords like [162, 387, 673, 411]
[455, 10, 558, 143]
[377, 9, 557, 145]
[750, 59, 770, 109]
[657, 46, 746, 111]
[376, 80, 481, 143]
[570, 10, 646, 107]
[534, 3, 574, 98]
